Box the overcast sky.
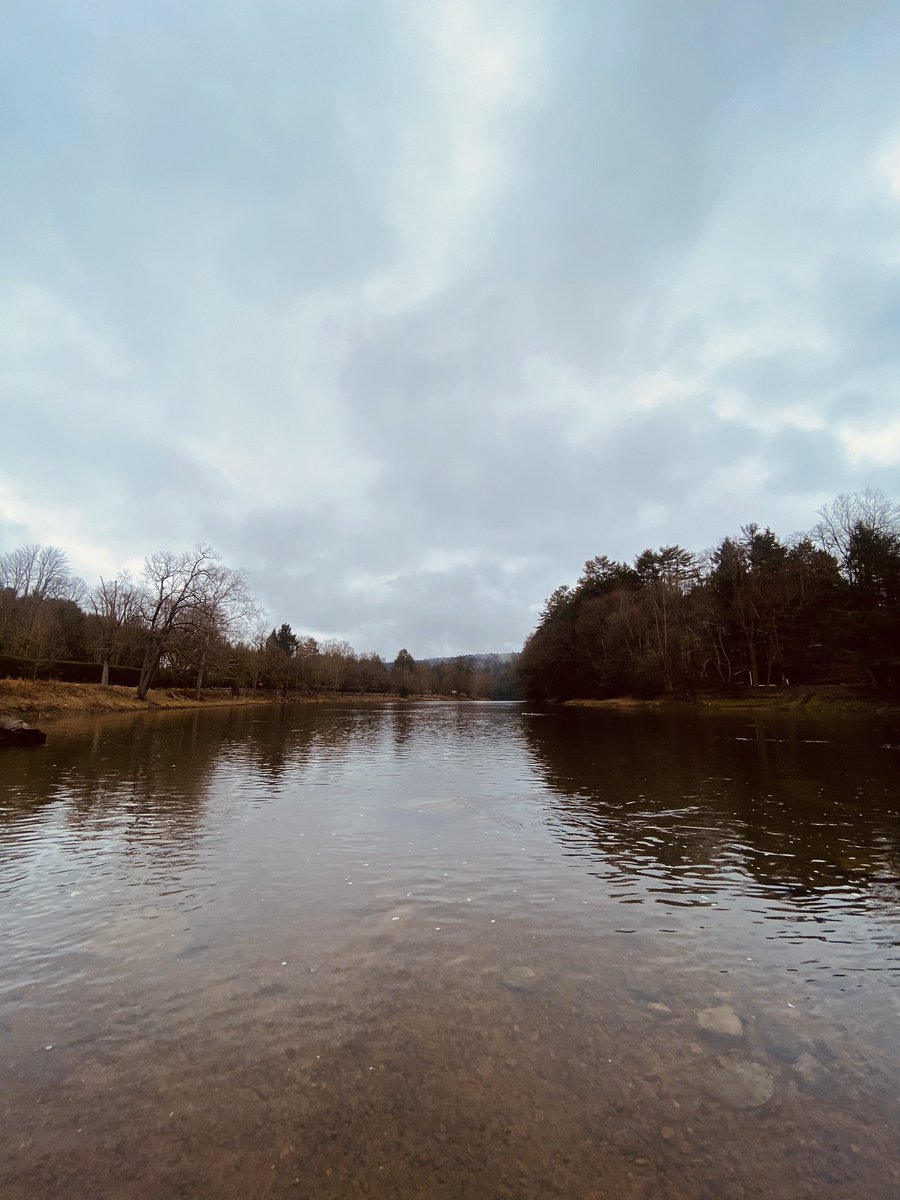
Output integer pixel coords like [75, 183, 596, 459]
[2, 1, 899, 657]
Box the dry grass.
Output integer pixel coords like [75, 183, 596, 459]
[0, 679, 277, 723]
[0, 680, 457, 726]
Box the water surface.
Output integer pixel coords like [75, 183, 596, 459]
[1, 701, 899, 1198]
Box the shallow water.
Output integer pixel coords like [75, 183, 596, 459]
[1, 700, 899, 1198]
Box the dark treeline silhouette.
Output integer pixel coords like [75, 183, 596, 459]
[517, 490, 900, 702]
[0, 543, 516, 700]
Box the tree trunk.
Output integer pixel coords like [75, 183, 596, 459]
[100, 658, 110, 687]
[747, 637, 759, 687]
[195, 663, 204, 700]
[137, 646, 160, 701]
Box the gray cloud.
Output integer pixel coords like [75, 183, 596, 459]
[2, 1, 900, 654]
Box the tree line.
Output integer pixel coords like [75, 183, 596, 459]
[0, 542, 517, 700]
[516, 490, 900, 702]
[256, 633, 517, 700]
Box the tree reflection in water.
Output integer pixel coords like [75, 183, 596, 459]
[522, 707, 900, 916]
[1, 701, 899, 1199]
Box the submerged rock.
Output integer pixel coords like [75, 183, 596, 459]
[701, 1055, 775, 1109]
[762, 1021, 811, 1064]
[0, 718, 47, 746]
[501, 966, 539, 995]
[696, 1004, 744, 1040]
[791, 1050, 833, 1095]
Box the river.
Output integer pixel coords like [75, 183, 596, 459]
[1, 700, 899, 1198]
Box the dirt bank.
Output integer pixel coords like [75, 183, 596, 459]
[0, 680, 468, 726]
[0, 679, 281, 724]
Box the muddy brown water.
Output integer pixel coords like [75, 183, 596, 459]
[1, 700, 899, 1199]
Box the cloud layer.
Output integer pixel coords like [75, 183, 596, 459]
[3, 0, 900, 655]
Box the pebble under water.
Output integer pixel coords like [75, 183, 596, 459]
[1, 700, 899, 1198]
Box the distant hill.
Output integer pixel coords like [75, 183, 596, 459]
[420, 652, 518, 668]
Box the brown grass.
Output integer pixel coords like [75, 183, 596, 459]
[0, 680, 465, 726]
[0, 679, 278, 724]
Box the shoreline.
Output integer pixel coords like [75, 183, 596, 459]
[0, 680, 462, 727]
[3, 679, 895, 729]
[561, 686, 898, 715]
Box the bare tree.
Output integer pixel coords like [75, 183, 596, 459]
[89, 574, 140, 685]
[319, 638, 356, 693]
[357, 651, 389, 694]
[0, 544, 85, 658]
[175, 564, 258, 697]
[135, 545, 221, 700]
[21, 602, 67, 674]
[0, 544, 72, 600]
[813, 489, 900, 582]
[292, 636, 319, 692]
[233, 623, 271, 690]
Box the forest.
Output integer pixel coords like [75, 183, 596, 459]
[0, 543, 517, 701]
[3, 488, 897, 707]
[516, 490, 900, 702]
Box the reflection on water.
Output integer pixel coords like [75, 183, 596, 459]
[526, 711, 900, 965]
[1, 701, 899, 1199]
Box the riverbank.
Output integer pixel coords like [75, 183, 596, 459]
[563, 685, 898, 714]
[0, 679, 276, 723]
[0, 679, 470, 725]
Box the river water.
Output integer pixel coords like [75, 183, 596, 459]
[1, 700, 899, 1199]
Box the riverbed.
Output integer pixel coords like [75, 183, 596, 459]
[1, 701, 898, 1198]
